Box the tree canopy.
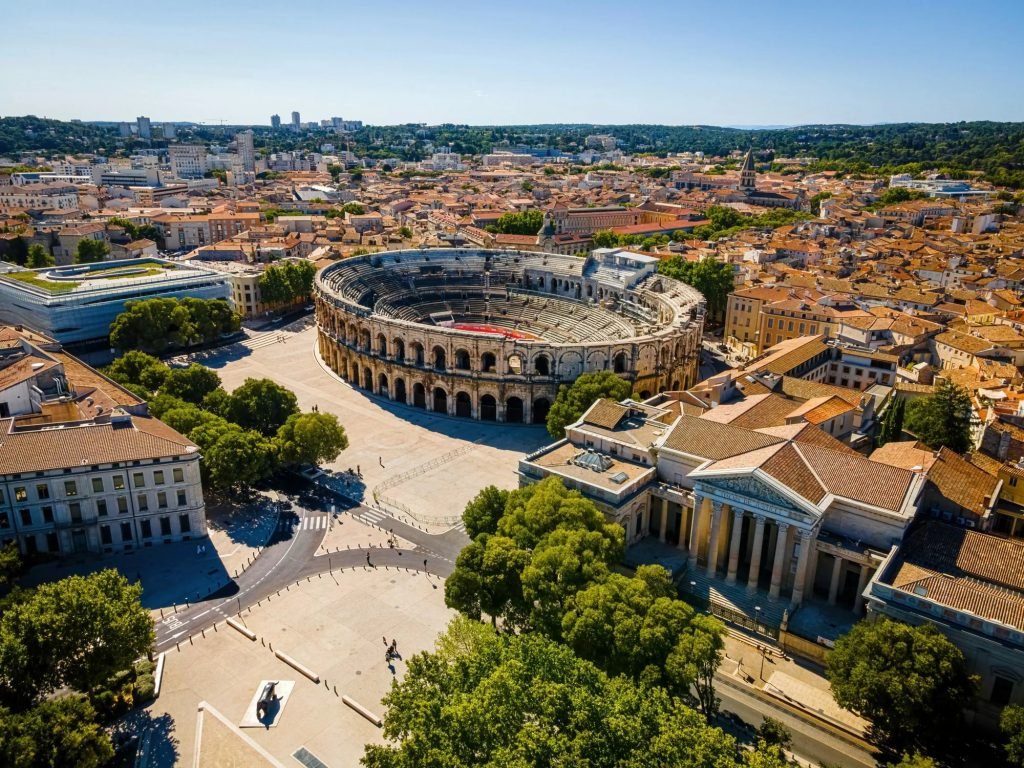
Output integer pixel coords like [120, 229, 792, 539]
[109, 297, 240, 354]
[223, 377, 299, 436]
[363, 617, 767, 768]
[160, 364, 222, 405]
[826, 617, 977, 756]
[904, 379, 973, 454]
[658, 254, 735, 323]
[74, 239, 110, 264]
[274, 412, 348, 467]
[0, 696, 114, 768]
[487, 209, 544, 236]
[25, 244, 54, 269]
[545, 370, 632, 439]
[258, 259, 317, 306]
[1002, 704, 1024, 767]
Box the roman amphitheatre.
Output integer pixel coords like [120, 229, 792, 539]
[314, 247, 705, 423]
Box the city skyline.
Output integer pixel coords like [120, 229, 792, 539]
[2, 0, 1023, 126]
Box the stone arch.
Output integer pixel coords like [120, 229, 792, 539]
[349, 361, 359, 383]
[559, 351, 584, 379]
[613, 350, 628, 374]
[481, 352, 496, 373]
[411, 342, 425, 366]
[377, 333, 388, 356]
[534, 354, 550, 376]
[348, 324, 359, 345]
[507, 353, 523, 375]
[671, 380, 679, 391]
[480, 394, 497, 421]
[432, 345, 446, 371]
[393, 337, 405, 362]
[639, 390, 651, 399]
[506, 396, 524, 424]
[394, 378, 407, 404]
[455, 391, 472, 418]
[587, 350, 608, 372]
[362, 366, 373, 390]
[378, 372, 389, 398]
[532, 397, 551, 424]
[412, 382, 426, 408]
[454, 348, 471, 370]
[433, 387, 448, 414]
[360, 328, 371, 351]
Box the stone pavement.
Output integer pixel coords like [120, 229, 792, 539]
[315, 513, 412, 556]
[142, 566, 454, 767]
[203, 326, 549, 533]
[720, 633, 869, 737]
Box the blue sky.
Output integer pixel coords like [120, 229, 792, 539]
[2, 0, 1022, 126]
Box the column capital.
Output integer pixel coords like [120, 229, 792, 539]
[753, 514, 767, 528]
[711, 500, 724, 513]
[731, 506, 744, 521]
[776, 520, 791, 533]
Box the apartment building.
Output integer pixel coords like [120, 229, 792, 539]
[0, 184, 79, 212]
[169, 144, 208, 179]
[724, 285, 806, 357]
[153, 211, 260, 249]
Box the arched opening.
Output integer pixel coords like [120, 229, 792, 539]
[671, 380, 679, 391]
[412, 342, 424, 366]
[613, 351, 628, 374]
[394, 338, 405, 362]
[377, 334, 388, 356]
[349, 362, 358, 383]
[454, 349, 470, 370]
[534, 355, 550, 376]
[508, 354, 523, 375]
[412, 382, 426, 408]
[378, 372, 389, 398]
[394, 378, 407, 404]
[362, 367, 373, 391]
[432, 346, 446, 371]
[639, 390, 651, 399]
[455, 391, 472, 418]
[480, 394, 497, 421]
[481, 352, 496, 373]
[586, 284, 593, 297]
[360, 329, 371, 352]
[433, 387, 448, 414]
[532, 397, 551, 424]
[506, 397, 524, 424]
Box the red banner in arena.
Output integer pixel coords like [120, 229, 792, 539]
[452, 323, 540, 340]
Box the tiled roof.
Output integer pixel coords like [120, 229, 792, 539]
[795, 442, 915, 512]
[660, 415, 782, 460]
[0, 415, 197, 476]
[581, 398, 628, 430]
[924, 447, 998, 518]
[760, 443, 827, 504]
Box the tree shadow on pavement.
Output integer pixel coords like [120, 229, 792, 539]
[114, 710, 179, 768]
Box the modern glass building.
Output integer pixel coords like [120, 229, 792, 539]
[0, 258, 231, 344]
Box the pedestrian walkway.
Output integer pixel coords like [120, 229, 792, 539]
[278, 514, 330, 532]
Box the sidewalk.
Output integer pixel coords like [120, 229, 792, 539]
[315, 514, 412, 556]
[721, 633, 869, 737]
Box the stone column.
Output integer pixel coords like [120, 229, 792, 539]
[768, 522, 790, 600]
[828, 555, 844, 605]
[677, 503, 689, 551]
[658, 499, 668, 544]
[790, 530, 812, 607]
[725, 508, 745, 584]
[706, 501, 725, 577]
[688, 495, 703, 568]
[746, 515, 766, 593]
[853, 564, 872, 613]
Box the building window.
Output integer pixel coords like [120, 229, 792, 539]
[179, 514, 191, 533]
[46, 533, 59, 553]
[0, 512, 8, 529]
[42, 506, 54, 524]
[36, 484, 50, 500]
[141, 520, 152, 539]
[160, 517, 172, 536]
[177, 490, 187, 506]
[100, 525, 112, 545]
[154, 470, 165, 486]
[113, 475, 125, 491]
[157, 492, 168, 509]
[173, 468, 184, 483]
[14, 487, 27, 502]
[133, 472, 145, 488]
[120, 522, 133, 542]
[97, 499, 107, 516]
[64, 480, 77, 497]
[137, 495, 148, 512]
[92, 477, 104, 493]
[19, 509, 31, 526]
[117, 496, 128, 514]
[991, 676, 1014, 707]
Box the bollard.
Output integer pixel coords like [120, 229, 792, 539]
[261, 638, 265, 647]
[189, 635, 193, 645]
[176, 642, 180, 652]
[214, 623, 218, 632]
[333, 686, 338, 695]
[201, 628, 206, 638]
[160, 608, 164, 619]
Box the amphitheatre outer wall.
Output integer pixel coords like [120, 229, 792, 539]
[314, 248, 705, 424]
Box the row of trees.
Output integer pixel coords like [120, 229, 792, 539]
[257, 259, 317, 306]
[368, 478, 793, 766]
[486, 209, 544, 235]
[0, 546, 154, 766]
[658, 254, 736, 323]
[104, 352, 347, 493]
[109, 297, 241, 354]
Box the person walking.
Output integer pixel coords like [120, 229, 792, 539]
[366, 551, 373, 567]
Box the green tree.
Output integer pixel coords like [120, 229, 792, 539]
[200, 425, 276, 492]
[73, 239, 110, 264]
[4, 237, 28, 266]
[109, 297, 239, 354]
[826, 617, 977, 755]
[756, 717, 792, 751]
[666, 613, 727, 715]
[25, 244, 54, 269]
[904, 380, 973, 453]
[0, 543, 20, 590]
[103, 351, 170, 392]
[658, 254, 735, 323]
[461, 485, 509, 539]
[160, 364, 222, 405]
[1002, 704, 1024, 767]
[491, 209, 544, 235]
[0, 570, 153, 708]
[0, 696, 113, 768]
[342, 202, 366, 215]
[397, 226, 412, 239]
[362, 617, 744, 768]
[444, 534, 531, 629]
[809, 191, 833, 215]
[546, 370, 632, 439]
[878, 396, 906, 447]
[591, 229, 621, 248]
[327, 164, 342, 182]
[890, 754, 938, 768]
[225, 378, 299, 436]
[274, 412, 348, 466]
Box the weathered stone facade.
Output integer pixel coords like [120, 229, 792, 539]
[314, 249, 704, 422]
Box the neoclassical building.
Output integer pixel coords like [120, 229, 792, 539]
[314, 248, 704, 422]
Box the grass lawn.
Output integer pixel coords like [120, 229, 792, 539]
[1, 272, 79, 293]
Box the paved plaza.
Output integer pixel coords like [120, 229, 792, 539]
[143, 565, 455, 767]
[202, 324, 550, 531]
